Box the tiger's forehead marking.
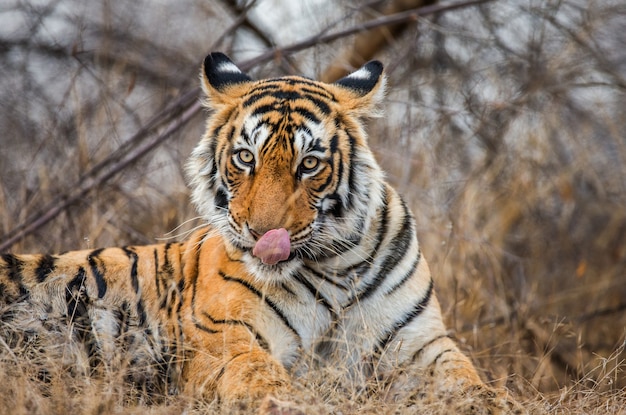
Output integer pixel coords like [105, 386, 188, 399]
[232, 77, 337, 159]
[250, 77, 336, 99]
[239, 114, 328, 157]
[241, 77, 337, 119]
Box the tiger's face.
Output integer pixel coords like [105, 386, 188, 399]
[188, 53, 386, 282]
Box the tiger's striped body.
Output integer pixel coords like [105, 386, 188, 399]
[0, 53, 517, 411]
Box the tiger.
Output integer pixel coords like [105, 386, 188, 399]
[0, 52, 522, 413]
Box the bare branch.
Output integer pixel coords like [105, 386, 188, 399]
[242, 0, 494, 69]
[321, 0, 438, 82]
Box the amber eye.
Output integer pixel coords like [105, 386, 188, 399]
[236, 149, 254, 166]
[300, 156, 319, 172]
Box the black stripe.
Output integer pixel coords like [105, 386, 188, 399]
[1, 253, 28, 299]
[345, 130, 357, 210]
[66, 267, 88, 318]
[254, 77, 330, 92]
[225, 249, 245, 263]
[382, 254, 421, 296]
[189, 236, 207, 311]
[176, 275, 185, 300]
[270, 90, 301, 101]
[153, 248, 161, 298]
[214, 187, 228, 210]
[242, 92, 267, 108]
[122, 247, 147, 327]
[300, 86, 335, 101]
[2, 253, 23, 282]
[322, 135, 344, 217]
[87, 248, 107, 299]
[210, 124, 223, 140]
[202, 311, 270, 352]
[305, 95, 331, 115]
[320, 193, 342, 217]
[355, 201, 413, 303]
[368, 186, 390, 262]
[284, 77, 329, 89]
[188, 233, 216, 331]
[163, 243, 174, 274]
[329, 133, 339, 153]
[324, 233, 362, 259]
[122, 247, 139, 293]
[344, 187, 390, 274]
[280, 282, 296, 296]
[113, 301, 130, 338]
[241, 129, 252, 145]
[293, 127, 321, 157]
[246, 83, 281, 97]
[170, 272, 185, 327]
[293, 272, 336, 317]
[310, 156, 335, 193]
[291, 106, 320, 124]
[206, 139, 218, 188]
[35, 254, 56, 283]
[66, 267, 101, 370]
[219, 271, 301, 341]
[411, 334, 450, 363]
[302, 265, 349, 291]
[376, 279, 434, 353]
[136, 299, 147, 327]
[192, 314, 220, 334]
[252, 104, 284, 117]
[432, 348, 457, 366]
[225, 124, 237, 145]
[213, 351, 250, 385]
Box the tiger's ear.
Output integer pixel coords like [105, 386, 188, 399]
[201, 52, 253, 107]
[332, 61, 386, 117]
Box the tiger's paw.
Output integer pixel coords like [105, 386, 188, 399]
[258, 395, 305, 415]
[448, 385, 527, 415]
[383, 369, 526, 414]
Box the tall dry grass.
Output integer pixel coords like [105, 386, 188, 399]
[1, 0, 625, 413]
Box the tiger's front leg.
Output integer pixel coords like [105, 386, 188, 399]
[182, 329, 291, 404]
[179, 234, 295, 407]
[386, 336, 525, 414]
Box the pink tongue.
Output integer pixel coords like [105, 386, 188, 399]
[252, 228, 291, 265]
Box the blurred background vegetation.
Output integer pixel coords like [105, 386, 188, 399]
[0, 0, 624, 412]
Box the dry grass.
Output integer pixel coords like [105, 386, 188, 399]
[1, 0, 625, 413]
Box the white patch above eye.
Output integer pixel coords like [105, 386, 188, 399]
[217, 61, 244, 74]
[294, 128, 314, 153]
[242, 117, 271, 147]
[294, 123, 327, 153]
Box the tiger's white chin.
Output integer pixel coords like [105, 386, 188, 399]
[243, 252, 302, 285]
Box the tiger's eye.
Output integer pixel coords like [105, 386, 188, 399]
[301, 156, 319, 172]
[237, 150, 254, 165]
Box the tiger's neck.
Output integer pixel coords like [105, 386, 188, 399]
[308, 181, 397, 272]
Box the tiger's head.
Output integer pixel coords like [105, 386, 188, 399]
[187, 52, 387, 283]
